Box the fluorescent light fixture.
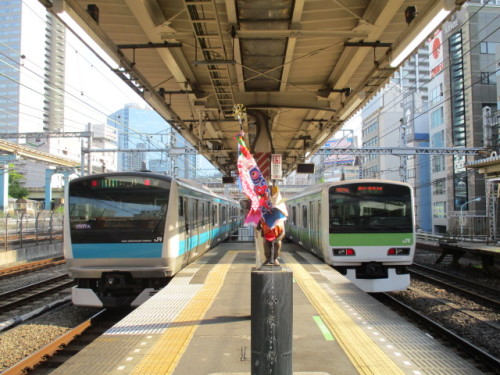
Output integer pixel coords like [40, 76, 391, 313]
[390, 3, 451, 68]
[315, 131, 329, 145]
[56, 5, 120, 70]
[339, 91, 365, 120]
[193, 60, 237, 65]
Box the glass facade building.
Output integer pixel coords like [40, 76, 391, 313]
[108, 104, 197, 177]
[0, 0, 66, 187]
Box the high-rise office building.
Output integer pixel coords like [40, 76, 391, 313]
[360, 1, 499, 235]
[108, 104, 197, 177]
[432, 2, 499, 235]
[360, 41, 434, 232]
[0, 1, 67, 188]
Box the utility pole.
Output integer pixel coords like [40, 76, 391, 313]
[399, 118, 407, 183]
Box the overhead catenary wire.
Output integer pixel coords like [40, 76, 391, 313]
[0, 1, 173, 153]
[322, 2, 500, 194]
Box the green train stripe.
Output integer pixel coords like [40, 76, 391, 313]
[329, 233, 413, 246]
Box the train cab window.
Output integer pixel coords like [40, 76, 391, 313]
[291, 206, 296, 225]
[68, 175, 170, 243]
[302, 206, 308, 228]
[328, 183, 412, 233]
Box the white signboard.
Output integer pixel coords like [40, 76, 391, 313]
[271, 154, 282, 180]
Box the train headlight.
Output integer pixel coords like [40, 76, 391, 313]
[387, 248, 410, 256]
[333, 248, 355, 256]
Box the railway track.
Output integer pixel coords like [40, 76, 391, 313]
[376, 292, 500, 374]
[409, 263, 500, 309]
[0, 257, 65, 280]
[3, 308, 132, 375]
[0, 274, 75, 315]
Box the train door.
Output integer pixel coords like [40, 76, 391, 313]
[211, 203, 219, 245]
[301, 205, 309, 248]
[221, 205, 227, 239]
[179, 196, 186, 257]
[317, 200, 322, 253]
[289, 206, 297, 240]
[206, 202, 212, 249]
[182, 197, 192, 267]
[190, 199, 201, 260]
[309, 201, 317, 254]
[312, 200, 321, 255]
[201, 201, 210, 253]
[309, 202, 317, 253]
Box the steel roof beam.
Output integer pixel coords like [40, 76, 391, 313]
[317, 147, 483, 155]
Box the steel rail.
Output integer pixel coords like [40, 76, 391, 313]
[2, 309, 107, 375]
[409, 263, 500, 310]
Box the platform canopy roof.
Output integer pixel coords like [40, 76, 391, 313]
[40, 0, 466, 177]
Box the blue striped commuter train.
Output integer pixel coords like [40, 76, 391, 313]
[64, 172, 241, 307]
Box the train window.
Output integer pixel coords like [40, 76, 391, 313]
[316, 202, 321, 232]
[310, 202, 314, 230]
[179, 197, 184, 216]
[222, 206, 226, 223]
[328, 183, 412, 233]
[302, 206, 308, 228]
[212, 205, 218, 225]
[195, 200, 200, 226]
[291, 206, 296, 225]
[68, 175, 170, 243]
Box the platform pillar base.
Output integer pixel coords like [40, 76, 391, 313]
[251, 267, 293, 375]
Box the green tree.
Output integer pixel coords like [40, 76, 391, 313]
[8, 165, 29, 199]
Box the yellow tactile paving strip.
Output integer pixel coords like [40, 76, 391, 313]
[130, 251, 237, 375]
[281, 252, 404, 375]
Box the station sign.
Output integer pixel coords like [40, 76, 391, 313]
[271, 154, 282, 180]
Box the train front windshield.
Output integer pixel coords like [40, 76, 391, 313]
[68, 176, 170, 243]
[328, 183, 412, 233]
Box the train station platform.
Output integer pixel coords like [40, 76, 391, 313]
[417, 238, 500, 269]
[50, 241, 485, 375]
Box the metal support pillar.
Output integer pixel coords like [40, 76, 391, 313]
[0, 165, 8, 212]
[62, 170, 72, 186]
[251, 267, 293, 374]
[45, 168, 54, 210]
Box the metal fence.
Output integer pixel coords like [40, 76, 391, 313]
[0, 211, 63, 251]
[447, 215, 490, 242]
[417, 215, 490, 243]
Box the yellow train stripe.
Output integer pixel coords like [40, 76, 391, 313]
[130, 251, 237, 375]
[282, 252, 404, 375]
